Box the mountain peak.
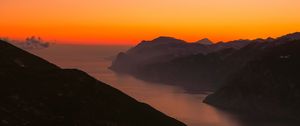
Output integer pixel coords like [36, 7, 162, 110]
[195, 38, 213, 45]
[153, 36, 177, 40]
[150, 36, 186, 44]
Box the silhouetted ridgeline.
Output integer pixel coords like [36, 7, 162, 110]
[110, 36, 252, 91]
[204, 39, 300, 120]
[110, 32, 300, 92]
[0, 40, 186, 126]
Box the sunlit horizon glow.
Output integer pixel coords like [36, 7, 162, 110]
[1, 0, 300, 45]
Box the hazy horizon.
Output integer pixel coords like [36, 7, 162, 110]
[2, 31, 300, 46]
[1, 0, 300, 44]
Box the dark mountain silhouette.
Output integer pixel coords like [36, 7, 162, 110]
[277, 32, 300, 41]
[219, 39, 253, 49]
[0, 40, 186, 126]
[110, 36, 251, 74]
[110, 36, 264, 91]
[146, 36, 186, 44]
[204, 39, 300, 120]
[110, 36, 210, 74]
[195, 38, 213, 45]
[110, 32, 300, 92]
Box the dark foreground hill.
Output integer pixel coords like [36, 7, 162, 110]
[0, 40, 186, 126]
[204, 40, 300, 120]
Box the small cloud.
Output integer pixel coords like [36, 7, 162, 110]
[22, 36, 50, 49]
[2, 36, 52, 50]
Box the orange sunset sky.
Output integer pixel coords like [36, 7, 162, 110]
[1, 0, 300, 45]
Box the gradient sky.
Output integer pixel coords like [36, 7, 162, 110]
[1, 0, 300, 45]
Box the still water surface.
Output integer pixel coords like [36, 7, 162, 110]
[29, 44, 294, 126]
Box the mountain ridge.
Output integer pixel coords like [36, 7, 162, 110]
[110, 32, 300, 92]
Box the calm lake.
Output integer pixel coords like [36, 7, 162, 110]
[29, 44, 296, 126]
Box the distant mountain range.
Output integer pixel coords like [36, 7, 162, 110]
[0, 40, 185, 126]
[110, 32, 300, 120]
[110, 32, 300, 91]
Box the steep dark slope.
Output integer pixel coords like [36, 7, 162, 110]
[0, 40, 186, 126]
[204, 40, 300, 120]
